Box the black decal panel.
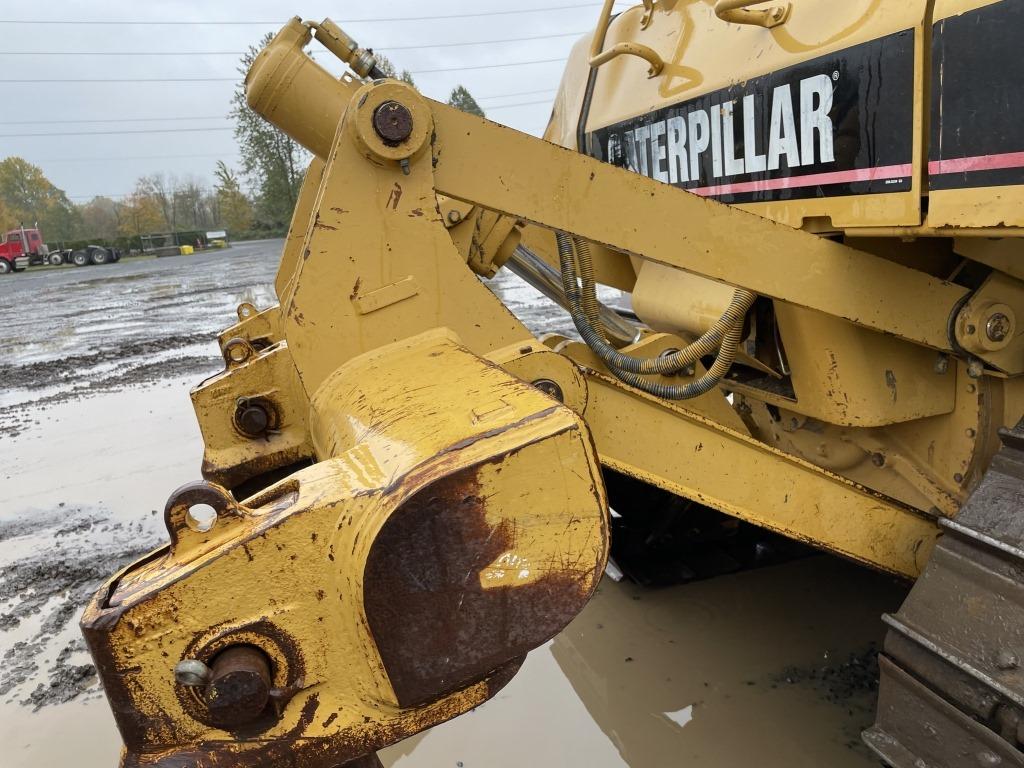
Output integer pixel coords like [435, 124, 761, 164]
[930, 0, 1024, 191]
[585, 31, 916, 204]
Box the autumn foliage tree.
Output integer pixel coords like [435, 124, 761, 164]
[0, 157, 80, 239]
[213, 161, 253, 235]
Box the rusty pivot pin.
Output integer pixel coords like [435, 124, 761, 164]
[175, 646, 274, 727]
[372, 100, 414, 145]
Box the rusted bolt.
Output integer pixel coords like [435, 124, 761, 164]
[871, 452, 886, 467]
[223, 337, 253, 365]
[995, 650, 1019, 670]
[531, 379, 564, 402]
[966, 428, 977, 438]
[235, 399, 271, 437]
[372, 100, 414, 145]
[934, 354, 949, 375]
[204, 646, 273, 728]
[447, 210, 462, 224]
[968, 359, 985, 379]
[175, 659, 212, 687]
[966, 323, 977, 335]
[954, 472, 964, 484]
[986, 313, 1012, 343]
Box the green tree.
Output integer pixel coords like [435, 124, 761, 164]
[374, 53, 415, 86]
[0, 157, 80, 239]
[213, 160, 253, 235]
[447, 85, 485, 118]
[230, 33, 309, 231]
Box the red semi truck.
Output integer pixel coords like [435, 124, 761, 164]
[0, 227, 119, 274]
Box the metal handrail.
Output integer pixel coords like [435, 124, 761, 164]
[714, 0, 792, 28]
[589, 0, 664, 78]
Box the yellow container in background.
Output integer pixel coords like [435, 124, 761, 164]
[179, 245, 194, 255]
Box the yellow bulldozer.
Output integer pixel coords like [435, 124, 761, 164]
[80, 1, 1024, 765]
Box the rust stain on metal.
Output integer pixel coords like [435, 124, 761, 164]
[386, 183, 403, 210]
[364, 461, 600, 708]
[204, 646, 273, 728]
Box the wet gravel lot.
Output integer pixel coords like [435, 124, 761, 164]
[0, 239, 907, 767]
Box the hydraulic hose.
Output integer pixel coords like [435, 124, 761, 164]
[506, 245, 641, 346]
[608, 299, 749, 399]
[556, 233, 756, 385]
[572, 237, 604, 332]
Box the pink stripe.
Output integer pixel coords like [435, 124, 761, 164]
[928, 151, 1024, 176]
[686, 164, 913, 197]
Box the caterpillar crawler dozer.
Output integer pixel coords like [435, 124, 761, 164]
[82, 1, 1024, 765]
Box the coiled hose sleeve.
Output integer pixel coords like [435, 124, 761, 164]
[572, 236, 604, 333]
[608, 298, 749, 399]
[556, 232, 756, 384]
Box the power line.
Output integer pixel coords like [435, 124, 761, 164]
[0, 89, 557, 126]
[2, 30, 587, 56]
[476, 87, 557, 101]
[407, 57, 568, 75]
[0, 3, 624, 25]
[0, 56, 568, 83]
[484, 99, 554, 111]
[1, 77, 235, 83]
[0, 127, 234, 138]
[3, 104, 550, 135]
[1, 76, 235, 82]
[42, 153, 236, 162]
[0, 115, 227, 126]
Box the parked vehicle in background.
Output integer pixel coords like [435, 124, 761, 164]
[0, 251, 29, 274]
[0, 227, 120, 274]
[67, 244, 121, 267]
[0, 227, 48, 273]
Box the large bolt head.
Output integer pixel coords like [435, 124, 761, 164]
[531, 378, 564, 402]
[372, 100, 414, 145]
[204, 646, 272, 728]
[986, 312, 1012, 343]
[235, 400, 271, 437]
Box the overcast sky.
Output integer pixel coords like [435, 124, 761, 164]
[1, 1, 623, 202]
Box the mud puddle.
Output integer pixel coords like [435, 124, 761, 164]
[0, 503, 162, 708]
[381, 557, 906, 768]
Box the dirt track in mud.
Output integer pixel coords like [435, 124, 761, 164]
[0, 239, 908, 767]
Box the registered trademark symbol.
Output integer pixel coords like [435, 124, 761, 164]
[832, 70, 840, 81]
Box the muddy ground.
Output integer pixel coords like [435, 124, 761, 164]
[0, 240, 907, 767]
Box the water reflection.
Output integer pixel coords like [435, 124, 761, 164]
[384, 556, 907, 768]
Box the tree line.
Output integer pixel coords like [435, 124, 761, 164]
[0, 156, 255, 247]
[0, 41, 488, 246]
